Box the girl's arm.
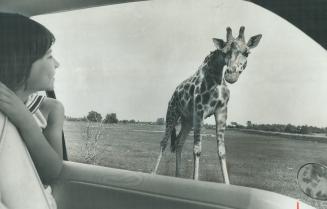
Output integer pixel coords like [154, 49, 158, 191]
[0, 82, 62, 184]
[41, 98, 65, 161]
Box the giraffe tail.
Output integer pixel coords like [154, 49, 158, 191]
[170, 127, 177, 152]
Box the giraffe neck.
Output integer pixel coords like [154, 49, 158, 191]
[201, 50, 226, 85]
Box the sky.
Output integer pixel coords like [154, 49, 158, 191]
[33, 0, 327, 127]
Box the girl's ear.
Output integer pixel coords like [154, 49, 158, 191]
[247, 34, 262, 49]
[213, 38, 225, 50]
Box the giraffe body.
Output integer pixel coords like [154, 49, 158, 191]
[153, 26, 262, 183]
[172, 58, 228, 120]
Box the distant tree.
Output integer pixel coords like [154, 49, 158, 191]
[309, 126, 325, 134]
[87, 111, 102, 122]
[156, 118, 165, 125]
[299, 125, 310, 134]
[270, 124, 284, 132]
[229, 122, 244, 128]
[230, 122, 238, 127]
[246, 121, 252, 129]
[284, 124, 298, 133]
[103, 113, 118, 124]
[129, 119, 136, 123]
[204, 124, 215, 130]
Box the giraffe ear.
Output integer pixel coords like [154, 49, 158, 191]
[213, 38, 225, 50]
[247, 34, 262, 49]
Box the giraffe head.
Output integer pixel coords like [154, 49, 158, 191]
[213, 26, 262, 84]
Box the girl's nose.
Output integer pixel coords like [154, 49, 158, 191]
[54, 58, 60, 69]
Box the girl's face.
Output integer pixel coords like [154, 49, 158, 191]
[26, 48, 60, 92]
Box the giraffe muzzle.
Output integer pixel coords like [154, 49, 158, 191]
[224, 69, 240, 84]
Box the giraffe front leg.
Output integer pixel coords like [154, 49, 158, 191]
[215, 106, 230, 184]
[193, 114, 203, 180]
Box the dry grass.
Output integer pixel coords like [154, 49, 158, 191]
[63, 121, 327, 209]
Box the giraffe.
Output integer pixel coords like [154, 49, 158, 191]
[152, 26, 262, 184]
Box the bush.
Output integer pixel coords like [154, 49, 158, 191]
[103, 113, 118, 124]
[229, 122, 244, 128]
[284, 124, 298, 133]
[156, 118, 165, 125]
[204, 124, 215, 130]
[299, 125, 311, 134]
[87, 111, 102, 122]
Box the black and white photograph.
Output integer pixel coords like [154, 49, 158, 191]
[0, 0, 326, 208]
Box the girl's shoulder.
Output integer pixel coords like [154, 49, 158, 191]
[42, 97, 64, 112]
[39, 97, 65, 122]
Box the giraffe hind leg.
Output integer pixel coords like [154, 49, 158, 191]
[175, 120, 192, 177]
[152, 146, 164, 174]
[152, 110, 180, 174]
[152, 131, 170, 175]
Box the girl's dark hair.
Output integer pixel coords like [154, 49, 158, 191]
[0, 13, 55, 90]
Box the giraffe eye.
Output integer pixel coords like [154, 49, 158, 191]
[243, 51, 250, 57]
[230, 42, 237, 49]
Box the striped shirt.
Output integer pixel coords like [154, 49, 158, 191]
[25, 94, 47, 129]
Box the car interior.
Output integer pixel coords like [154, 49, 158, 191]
[0, 0, 326, 209]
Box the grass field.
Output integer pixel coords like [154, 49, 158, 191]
[63, 121, 327, 209]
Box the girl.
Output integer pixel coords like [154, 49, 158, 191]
[0, 13, 63, 185]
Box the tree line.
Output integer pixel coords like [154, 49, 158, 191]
[66, 112, 327, 136]
[65, 111, 166, 125]
[65, 111, 118, 123]
[226, 121, 327, 135]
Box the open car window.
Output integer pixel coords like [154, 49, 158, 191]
[33, 0, 327, 208]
